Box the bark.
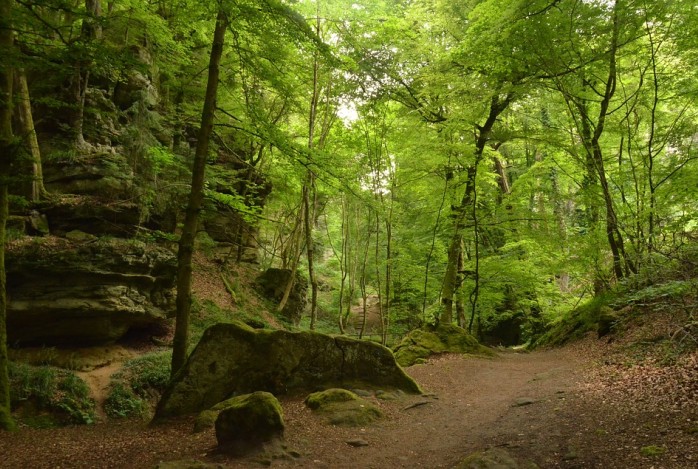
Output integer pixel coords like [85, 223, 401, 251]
[0, 0, 16, 431]
[171, 9, 227, 377]
[15, 69, 46, 201]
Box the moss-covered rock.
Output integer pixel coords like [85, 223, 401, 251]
[305, 388, 382, 426]
[393, 324, 493, 367]
[214, 392, 284, 455]
[154, 322, 421, 419]
[305, 388, 357, 409]
[454, 448, 528, 468]
[6, 237, 176, 346]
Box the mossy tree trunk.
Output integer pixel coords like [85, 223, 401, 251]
[16, 69, 46, 201]
[0, 0, 16, 432]
[171, 8, 227, 377]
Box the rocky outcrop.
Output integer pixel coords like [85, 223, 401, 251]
[214, 392, 285, 455]
[393, 324, 494, 367]
[154, 322, 421, 419]
[255, 268, 307, 325]
[6, 237, 176, 346]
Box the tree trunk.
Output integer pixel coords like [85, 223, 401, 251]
[441, 93, 512, 325]
[15, 69, 46, 201]
[171, 9, 227, 377]
[0, 0, 16, 431]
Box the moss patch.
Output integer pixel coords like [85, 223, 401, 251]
[393, 324, 493, 367]
[305, 388, 382, 427]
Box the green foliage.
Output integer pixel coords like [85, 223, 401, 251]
[9, 363, 95, 425]
[105, 351, 171, 419]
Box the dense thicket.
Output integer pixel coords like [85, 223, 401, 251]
[1, 0, 697, 427]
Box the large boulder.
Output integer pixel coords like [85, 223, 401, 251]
[393, 324, 494, 367]
[6, 237, 176, 346]
[214, 392, 284, 455]
[154, 322, 421, 419]
[255, 268, 307, 325]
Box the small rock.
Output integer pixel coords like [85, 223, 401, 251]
[347, 439, 369, 447]
[513, 397, 537, 407]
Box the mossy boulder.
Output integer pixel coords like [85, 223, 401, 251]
[305, 388, 382, 426]
[393, 324, 493, 367]
[154, 322, 421, 419]
[214, 392, 284, 455]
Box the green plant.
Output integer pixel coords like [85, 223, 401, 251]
[105, 350, 172, 419]
[9, 362, 95, 425]
[104, 383, 144, 418]
[640, 445, 666, 457]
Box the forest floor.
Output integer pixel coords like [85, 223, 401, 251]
[1, 335, 696, 468]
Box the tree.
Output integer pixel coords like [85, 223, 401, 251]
[171, 6, 227, 377]
[0, 0, 17, 432]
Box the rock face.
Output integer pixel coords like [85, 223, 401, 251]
[214, 392, 284, 455]
[393, 324, 494, 367]
[255, 268, 307, 325]
[6, 238, 176, 346]
[154, 322, 421, 419]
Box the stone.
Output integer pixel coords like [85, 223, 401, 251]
[454, 448, 526, 469]
[42, 152, 134, 200]
[513, 397, 537, 407]
[6, 237, 176, 346]
[347, 439, 369, 447]
[305, 389, 382, 427]
[214, 392, 284, 455]
[393, 324, 494, 367]
[255, 268, 308, 326]
[154, 322, 422, 419]
[39, 197, 141, 238]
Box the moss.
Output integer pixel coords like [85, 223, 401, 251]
[393, 324, 493, 367]
[305, 388, 358, 409]
[305, 389, 382, 427]
[215, 392, 284, 454]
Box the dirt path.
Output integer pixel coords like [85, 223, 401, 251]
[75, 360, 128, 422]
[273, 348, 585, 468]
[1, 346, 694, 468]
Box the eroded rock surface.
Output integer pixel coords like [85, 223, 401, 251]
[6, 237, 176, 346]
[155, 322, 421, 419]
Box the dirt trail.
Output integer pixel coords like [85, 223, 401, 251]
[75, 360, 127, 422]
[274, 348, 585, 468]
[1, 345, 694, 468]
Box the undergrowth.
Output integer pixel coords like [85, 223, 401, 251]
[105, 350, 171, 419]
[533, 249, 698, 359]
[9, 362, 95, 426]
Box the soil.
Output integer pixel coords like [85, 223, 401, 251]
[1, 337, 696, 468]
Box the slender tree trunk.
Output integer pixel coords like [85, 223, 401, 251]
[441, 93, 512, 325]
[171, 9, 227, 377]
[15, 69, 46, 201]
[0, 0, 16, 431]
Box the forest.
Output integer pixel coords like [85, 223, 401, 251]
[0, 0, 697, 466]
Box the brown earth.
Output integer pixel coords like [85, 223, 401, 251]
[1, 337, 696, 468]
